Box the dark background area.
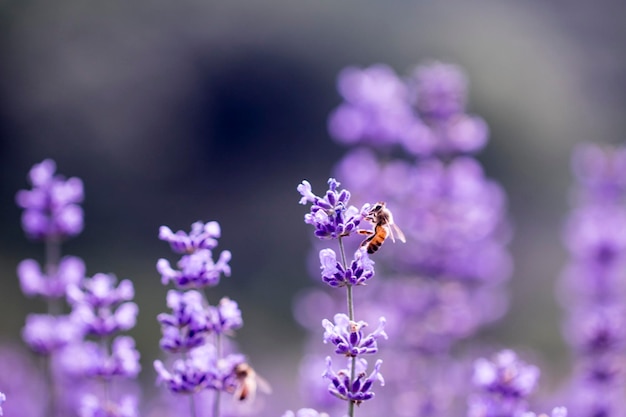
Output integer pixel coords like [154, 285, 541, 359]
[1, 0, 626, 413]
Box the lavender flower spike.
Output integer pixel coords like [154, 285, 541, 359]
[322, 313, 387, 357]
[298, 178, 368, 240]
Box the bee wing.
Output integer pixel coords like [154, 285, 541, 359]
[390, 223, 406, 243]
[233, 381, 251, 402]
[255, 373, 273, 395]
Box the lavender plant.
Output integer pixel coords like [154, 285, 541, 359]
[4, 60, 608, 417]
[15, 159, 87, 416]
[557, 143, 626, 417]
[13, 159, 143, 417]
[297, 178, 387, 417]
[154, 221, 257, 417]
[62, 272, 142, 416]
[294, 61, 511, 417]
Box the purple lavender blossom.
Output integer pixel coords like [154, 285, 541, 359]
[157, 249, 232, 289]
[319, 247, 375, 288]
[298, 178, 368, 240]
[154, 345, 245, 394]
[395, 157, 510, 282]
[159, 221, 222, 254]
[563, 204, 626, 269]
[571, 143, 626, 201]
[78, 393, 138, 417]
[327, 62, 488, 156]
[68, 273, 138, 337]
[18, 256, 85, 299]
[322, 356, 384, 404]
[282, 409, 330, 417]
[401, 61, 488, 156]
[154, 355, 212, 394]
[22, 313, 82, 355]
[472, 350, 539, 399]
[209, 297, 244, 335]
[412, 61, 468, 120]
[59, 337, 140, 380]
[322, 313, 387, 357]
[157, 290, 210, 353]
[468, 350, 539, 417]
[327, 64, 415, 146]
[15, 159, 84, 240]
[157, 221, 232, 289]
[67, 273, 134, 308]
[564, 305, 626, 355]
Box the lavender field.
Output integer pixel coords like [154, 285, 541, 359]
[1, 1, 626, 416]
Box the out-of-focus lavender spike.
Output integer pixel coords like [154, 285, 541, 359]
[559, 143, 626, 416]
[468, 350, 540, 417]
[16, 159, 85, 241]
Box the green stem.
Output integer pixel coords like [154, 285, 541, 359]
[338, 237, 356, 417]
[100, 337, 111, 406]
[181, 349, 197, 417]
[44, 236, 62, 416]
[337, 238, 354, 320]
[212, 333, 223, 417]
[45, 236, 62, 315]
[190, 394, 197, 417]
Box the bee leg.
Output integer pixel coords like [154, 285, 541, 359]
[357, 229, 374, 247]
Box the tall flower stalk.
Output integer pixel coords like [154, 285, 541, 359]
[62, 272, 141, 417]
[15, 159, 86, 416]
[294, 60, 512, 417]
[15, 159, 143, 416]
[558, 143, 626, 417]
[154, 221, 258, 417]
[298, 178, 387, 417]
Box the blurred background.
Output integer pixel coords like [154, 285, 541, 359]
[1, 0, 626, 414]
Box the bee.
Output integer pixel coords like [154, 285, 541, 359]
[358, 201, 406, 254]
[233, 362, 272, 402]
